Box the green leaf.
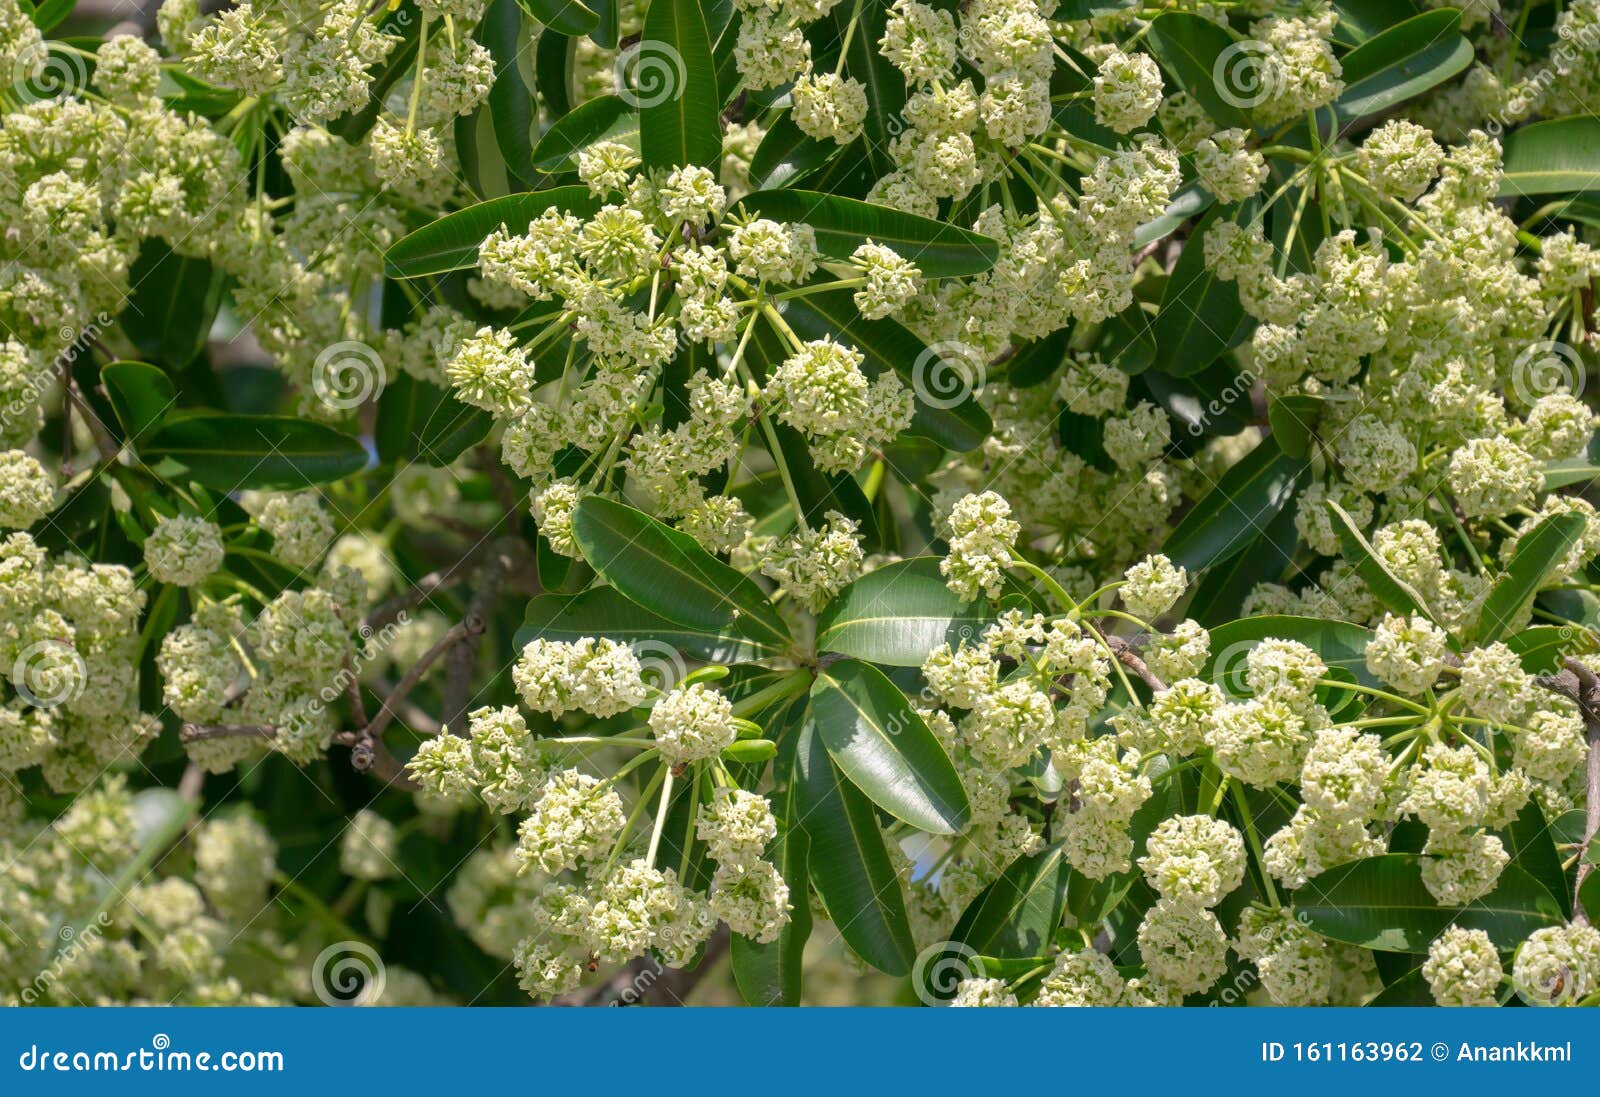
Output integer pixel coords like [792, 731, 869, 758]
[481, 0, 538, 190]
[534, 30, 573, 117]
[1148, 203, 1252, 377]
[514, 0, 598, 35]
[1185, 501, 1299, 626]
[373, 373, 493, 467]
[952, 844, 1072, 960]
[1266, 393, 1324, 459]
[1478, 511, 1587, 644]
[1294, 854, 1565, 953]
[119, 240, 226, 367]
[773, 288, 992, 452]
[1582, 872, 1600, 925]
[731, 778, 812, 1005]
[1144, 12, 1252, 130]
[516, 586, 784, 663]
[28, 0, 73, 31]
[531, 95, 637, 173]
[795, 719, 916, 976]
[732, 191, 999, 277]
[747, 113, 841, 191]
[570, 496, 792, 649]
[637, 0, 720, 171]
[100, 362, 177, 443]
[1332, 10, 1472, 123]
[1332, 0, 1419, 46]
[811, 658, 970, 835]
[384, 187, 602, 278]
[1163, 435, 1307, 573]
[1204, 614, 1377, 690]
[1500, 117, 1600, 197]
[837, 0, 903, 176]
[816, 557, 993, 667]
[142, 413, 368, 491]
[1132, 181, 1213, 249]
[1505, 800, 1572, 920]
[1327, 499, 1434, 620]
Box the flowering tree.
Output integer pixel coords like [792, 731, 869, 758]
[3, 0, 1600, 1009]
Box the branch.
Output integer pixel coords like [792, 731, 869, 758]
[555, 929, 731, 1007]
[1102, 634, 1168, 694]
[440, 536, 523, 734]
[180, 722, 276, 743]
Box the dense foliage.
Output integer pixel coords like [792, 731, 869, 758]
[3, 0, 1600, 1008]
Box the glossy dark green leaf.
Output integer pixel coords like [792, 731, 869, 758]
[816, 557, 994, 667]
[1132, 181, 1213, 249]
[373, 372, 493, 467]
[514, 0, 597, 34]
[1267, 394, 1323, 459]
[119, 240, 225, 367]
[732, 190, 999, 277]
[1500, 117, 1600, 197]
[534, 29, 573, 117]
[1332, 0, 1419, 46]
[1144, 12, 1252, 130]
[748, 113, 841, 191]
[1149, 203, 1252, 377]
[637, 0, 720, 171]
[1478, 511, 1587, 644]
[837, 0, 903, 176]
[1333, 10, 1472, 123]
[1505, 799, 1571, 920]
[953, 844, 1072, 960]
[1163, 435, 1307, 573]
[481, 0, 538, 189]
[1294, 855, 1565, 953]
[1185, 502, 1299, 626]
[795, 719, 916, 976]
[731, 778, 812, 1005]
[384, 187, 603, 277]
[28, 0, 73, 31]
[774, 288, 992, 452]
[1328, 499, 1434, 620]
[142, 413, 368, 491]
[531, 95, 637, 173]
[516, 586, 784, 663]
[570, 496, 791, 648]
[811, 658, 970, 834]
[100, 362, 176, 443]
